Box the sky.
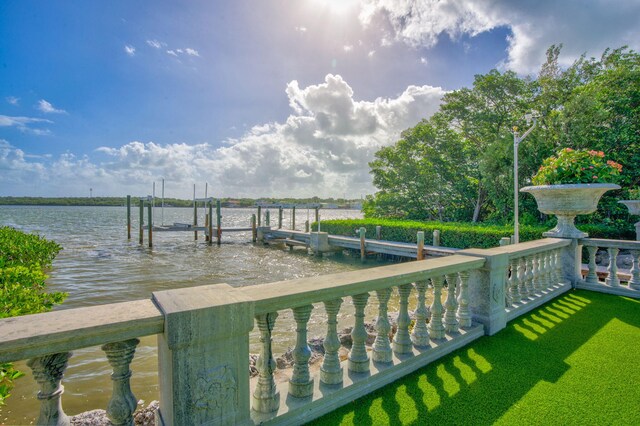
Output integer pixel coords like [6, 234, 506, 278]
[1, 0, 639, 199]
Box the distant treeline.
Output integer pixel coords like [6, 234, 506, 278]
[0, 196, 361, 208]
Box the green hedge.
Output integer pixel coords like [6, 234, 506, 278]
[313, 219, 634, 249]
[0, 227, 66, 406]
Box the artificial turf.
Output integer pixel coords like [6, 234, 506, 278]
[309, 290, 640, 425]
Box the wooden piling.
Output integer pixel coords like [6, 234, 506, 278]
[305, 220, 309, 233]
[204, 214, 209, 242]
[216, 200, 222, 245]
[139, 199, 144, 245]
[257, 206, 262, 226]
[209, 201, 214, 246]
[251, 214, 257, 242]
[193, 202, 198, 241]
[433, 229, 441, 247]
[147, 201, 153, 248]
[266, 210, 270, 227]
[376, 225, 381, 240]
[416, 231, 425, 260]
[359, 227, 366, 261]
[292, 206, 296, 230]
[278, 207, 283, 229]
[315, 207, 319, 224]
[126, 195, 131, 240]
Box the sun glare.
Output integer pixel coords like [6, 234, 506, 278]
[313, 0, 358, 14]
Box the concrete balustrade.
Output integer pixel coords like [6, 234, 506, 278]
[577, 238, 640, 296]
[4, 236, 635, 425]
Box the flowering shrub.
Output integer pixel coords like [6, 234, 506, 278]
[531, 148, 622, 185]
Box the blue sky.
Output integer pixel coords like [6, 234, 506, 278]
[1, 1, 639, 198]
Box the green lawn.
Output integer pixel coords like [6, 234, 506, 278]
[310, 291, 640, 425]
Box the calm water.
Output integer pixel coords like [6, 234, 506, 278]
[0, 205, 386, 424]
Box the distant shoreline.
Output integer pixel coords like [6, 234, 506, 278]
[0, 197, 362, 209]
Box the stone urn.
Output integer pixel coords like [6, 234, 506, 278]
[618, 200, 640, 240]
[520, 183, 620, 238]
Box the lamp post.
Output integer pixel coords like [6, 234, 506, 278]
[513, 113, 538, 244]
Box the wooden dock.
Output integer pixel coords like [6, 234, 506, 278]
[268, 229, 458, 258]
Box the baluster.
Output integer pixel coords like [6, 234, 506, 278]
[554, 249, 563, 285]
[411, 281, 430, 347]
[551, 249, 560, 285]
[428, 276, 445, 340]
[504, 264, 512, 307]
[545, 250, 555, 287]
[517, 257, 529, 300]
[457, 270, 472, 329]
[349, 293, 370, 373]
[101, 339, 139, 426]
[27, 352, 72, 426]
[532, 253, 542, 292]
[289, 305, 314, 397]
[373, 288, 393, 362]
[252, 312, 280, 413]
[524, 255, 535, 295]
[605, 247, 620, 287]
[543, 252, 553, 289]
[585, 246, 599, 284]
[508, 259, 520, 305]
[321, 298, 343, 385]
[393, 284, 413, 354]
[444, 274, 459, 334]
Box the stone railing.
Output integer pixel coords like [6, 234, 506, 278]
[577, 238, 640, 297]
[0, 237, 584, 425]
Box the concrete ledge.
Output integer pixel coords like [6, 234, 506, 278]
[506, 282, 572, 322]
[250, 324, 484, 425]
[575, 281, 640, 299]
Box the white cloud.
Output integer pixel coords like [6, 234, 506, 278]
[368, 50, 376, 57]
[0, 75, 445, 197]
[343, 45, 354, 52]
[185, 48, 199, 57]
[6, 96, 19, 106]
[167, 50, 178, 57]
[124, 45, 136, 56]
[37, 99, 67, 114]
[420, 57, 428, 65]
[146, 39, 165, 49]
[358, 0, 640, 74]
[295, 26, 308, 33]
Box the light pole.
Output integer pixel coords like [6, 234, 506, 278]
[513, 113, 538, 244]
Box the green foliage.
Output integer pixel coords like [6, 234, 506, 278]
[531, 148, 623, 185]
[366, 45, 640, 228]
[314, 219, 546, 249]
[626, 188, 640, 200]
[0, 227, 66, 405]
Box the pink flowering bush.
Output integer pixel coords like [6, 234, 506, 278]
[531, 148, 622, 185]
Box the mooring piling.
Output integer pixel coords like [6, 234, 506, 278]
[417, 231, 425, 260]
[126, 195, 131, 240]
[251, 214, 257, 242]
[359, 227, 366, 261]
[278, 207, 283, 229]
[147, 198, 153, 248]
[216, 200, 222, 245]
[257, 206, 262, 227]
[292, 206, 296, 230]
[139, 198, 144, 245]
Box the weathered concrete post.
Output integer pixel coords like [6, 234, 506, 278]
[416, 231, 425, 260]
[153, 284, 254, 426]
[251, 214, 257, 243]
[457, 249, 508, 335]
[305, 220, 309, 233]
[256, 226, 271, 243]
[499, 237, 511, 246]
[376, 226, 382, 240]
[310, 232, 332, 256]
[359, 227, 366, 261]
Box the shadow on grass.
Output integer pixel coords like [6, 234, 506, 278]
[308, 291, 640, 425]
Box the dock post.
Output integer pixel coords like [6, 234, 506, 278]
[266, 210, 270, 227]
[315, 207, 319, 224]
[139, 199, 144, 245]
[216, 200, 222, 245]
[433, 229, 441, 247]
[126, 195, 131, 240]
[376, 225, 381, 240]
[193, 202, 198, 241]
[257, 206, 262, 226]
[305, 220, 309, 233]
[278, 207, 283, 229]
[251, 214, 257, 242]
[417, 231, 425, 260]
[209, 200, 215, 245]
[359, 227, 366, 261]
[147, 200, 153, 248]
[205, 213, 209, 242]
[292, 206, 296, 230]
